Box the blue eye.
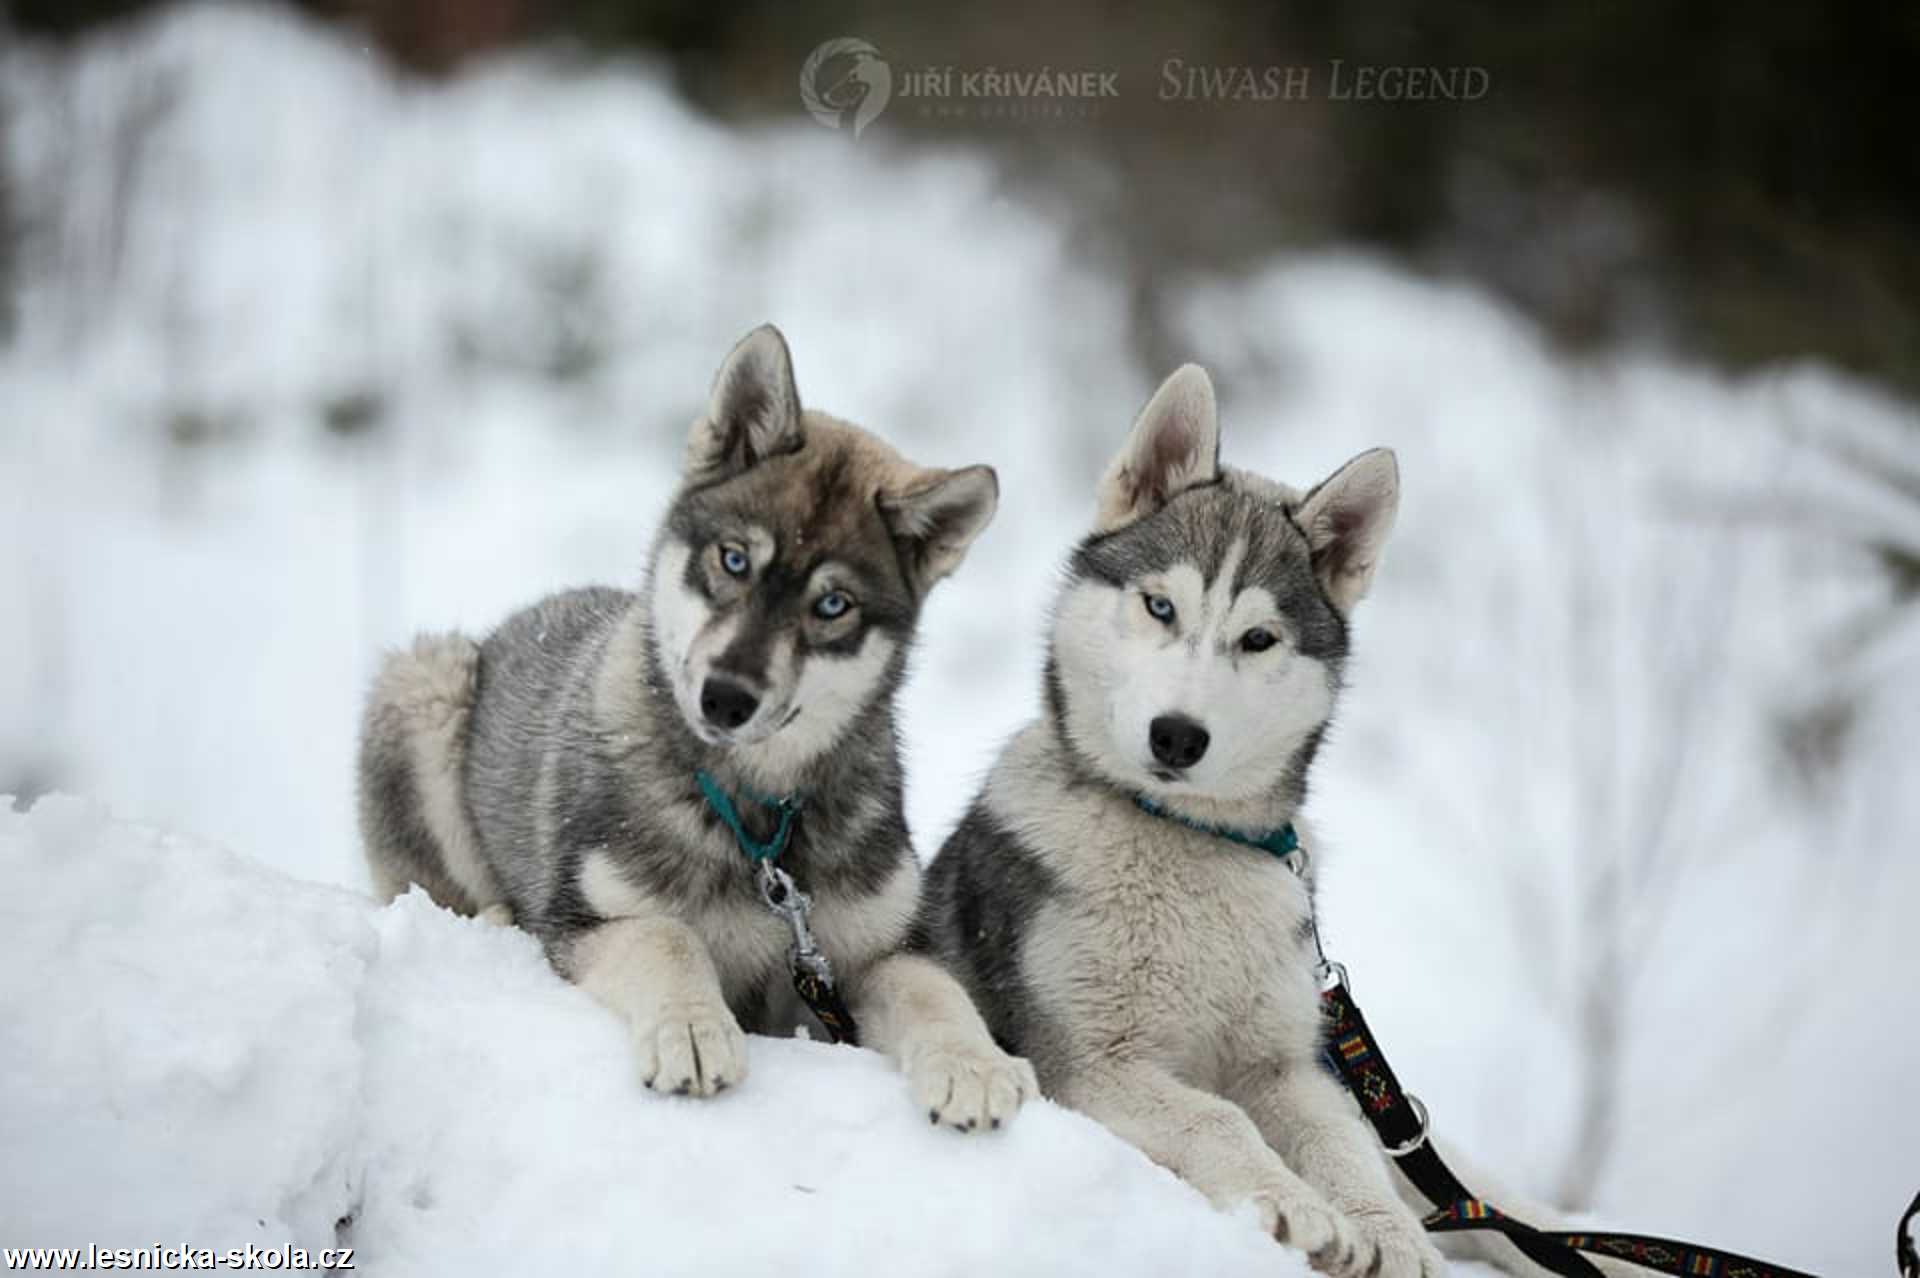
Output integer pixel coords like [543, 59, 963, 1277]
[720, 546, 750, 578]
[1240, 628, 1277, 653]
[1144, 593, 1175, 624]
[814, 591, 852, 620]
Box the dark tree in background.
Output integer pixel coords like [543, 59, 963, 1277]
[7, 0, 1918, 391]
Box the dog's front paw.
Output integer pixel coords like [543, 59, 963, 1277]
[634, 1007, 747, 1098]
[1245, 1180, 1352, 1264]
[1341, 1207, 1446, 1278]
[904, 1034, 1038, 1133]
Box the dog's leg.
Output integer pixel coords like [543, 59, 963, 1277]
[1233, 1065, 1445, 1278]
[569, 916, 748, 1098]
[852, 953, 1037, 1132]
[1058, 1060, 1358, 1266]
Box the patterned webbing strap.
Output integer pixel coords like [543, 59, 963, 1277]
[1319, 983, 1823, 1278]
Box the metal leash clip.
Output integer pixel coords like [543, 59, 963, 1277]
[755, 859, 837, 988]
[1287, 838, 1343, 993]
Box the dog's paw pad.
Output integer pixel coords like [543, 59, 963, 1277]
[635, 1010, 746, 1099]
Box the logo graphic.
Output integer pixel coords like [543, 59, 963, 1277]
[800, 38, 892, 138]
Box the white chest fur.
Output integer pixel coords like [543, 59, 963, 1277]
[988, 728, 1324, 1091]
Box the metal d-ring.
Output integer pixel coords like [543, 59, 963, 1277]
[1384, 1093, 1430, 1159]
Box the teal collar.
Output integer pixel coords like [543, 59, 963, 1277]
[1132, 793, 1299, 862]
[695, 770, 801, 864]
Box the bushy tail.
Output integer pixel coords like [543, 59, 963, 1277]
[356, 632, 505, 917]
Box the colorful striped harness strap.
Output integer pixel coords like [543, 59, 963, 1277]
[1128, 797, 1830, 1278]
[1320, 977, 1821, 1278]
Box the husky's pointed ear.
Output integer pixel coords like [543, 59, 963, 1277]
[686, 324, 803, 480]
[879, 465, 999, 595]
[1096, 364, 1220, 532]
[1294, 448, 1399, 616]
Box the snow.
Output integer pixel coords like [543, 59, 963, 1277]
[0, 796, 1302, 1276]
[2, 6, 1916, 1275]
[0, 797, 369, 1246]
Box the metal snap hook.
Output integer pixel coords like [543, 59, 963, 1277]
[756, 861, 796, 911]
[1316, 960, 1350, 993]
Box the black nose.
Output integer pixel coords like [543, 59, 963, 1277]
[1148, 714, 1210, 770]
[699, 677, 761, 731]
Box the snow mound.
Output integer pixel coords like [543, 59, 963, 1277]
[0, 798, 369, 1246]
[0, 796, 1311, 1277]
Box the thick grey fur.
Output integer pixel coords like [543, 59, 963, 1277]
[354, 326, 1037, 1132]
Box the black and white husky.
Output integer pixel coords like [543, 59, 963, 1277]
[913, 365, 1446, 1274]
[358, 324, 1036, 1130]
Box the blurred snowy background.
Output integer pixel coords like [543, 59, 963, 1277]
[2, 4, 1916, 1274]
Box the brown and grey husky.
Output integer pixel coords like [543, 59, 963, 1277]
[358, 324, 1035, 1131]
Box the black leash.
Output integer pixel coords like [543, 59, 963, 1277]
[1319, 975, 1598, 1277]
[1897, 1188, 1919, 1278]
[1320, 974, 1821, 1278]
[1126, 795, 1833, 1278]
